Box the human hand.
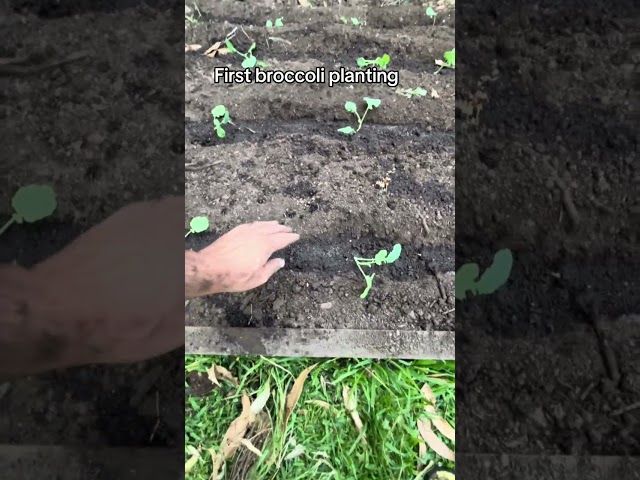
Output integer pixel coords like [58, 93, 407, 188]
[186, 221, 299, 298]
[33, 196, 185, 366]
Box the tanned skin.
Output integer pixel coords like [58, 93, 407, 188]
[0, 197, 299, 378]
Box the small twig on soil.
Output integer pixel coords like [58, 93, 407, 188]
[0, 50, 89, 76]
[611, 401, 640, 417]
[185, 160, 223, 171]
[239, 25, 254, 42]
[149, 391, 160, 443]
[593, 317, 621, 386]
[267, 37, 293, 46]
[579, 381, 596, 401]
[418, 214, 430, 235]
[443, 308, 455, 315]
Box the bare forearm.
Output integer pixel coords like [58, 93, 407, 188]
[0, 266, 89, 378]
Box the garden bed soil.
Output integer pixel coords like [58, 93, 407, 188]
[185, 1, 456, 334]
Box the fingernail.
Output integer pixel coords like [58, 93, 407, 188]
[278, 258, 285, 268]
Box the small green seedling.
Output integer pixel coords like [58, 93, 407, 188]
[185, 216, 209, 238]
[266, 17, 283, 28]
[0, 185, 57, 237]
[354, 244, 402, 298]
[211, 105, 230, 138]
[340, 16, 363, 26]
[225, 39, 268, 69]
[356, 54, 390, 70]
[434, 48, 455, 74]
[455, 249, 513, 300]
[397, 87, 427, 98]
[426, 7, 437, 25]
[338, 97, 381, 135]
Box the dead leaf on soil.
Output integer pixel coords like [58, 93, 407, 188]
[418, 442, 427, 469]
[431, 88, 440, 98]
[221, 393, 254, 458]
[421, 383, 455, 442]
[284, 444, 306, 461]
[284, 364, 317, 429]
[203, 41, 230, 58]
[184, 446, 200, 473]
[185, 44, 202, 52]
[417, 418, 455, 462]
[239, 438, 263, 457]
[343, 386, 367, 444]
[208, 449, 223, 479]
[298, 0, 313, 7]
[207, 364, 239, 387]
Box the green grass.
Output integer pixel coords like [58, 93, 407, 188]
[185, 356, 455, 480]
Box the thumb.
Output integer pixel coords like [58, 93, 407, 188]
[248, 258, 286, 289]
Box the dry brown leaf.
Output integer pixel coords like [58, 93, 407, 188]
[431, 88, 440, 98]
[418, 442, 427, 469]
[239, 438, 263, 457]
[222, 393, 254, 458]
[185, 44, 202, 53]
[184, 449, 200, 473]
[342, 386, 367, 444]
[208, 449, 223, 479]
[420, 384, 455, 442]
[283, 364, 317, 428]
[203, 41, 222, 56]
[215, 365, 239, 386]
[206, 365, 220, 387]
[298, 0, 312, 6]
[217, 48, 230, 56]
[417, 418, 455, 462]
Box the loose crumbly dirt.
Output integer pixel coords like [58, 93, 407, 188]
[185, 2, 455, 332]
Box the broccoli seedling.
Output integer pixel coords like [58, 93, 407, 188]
[340, 16, 363, 25]
[426, 7, 437, 25]
[225, 39, 268, 69]
[338, 97, 381, 135]
[266, 17, 283, 28]
[0, 185, 57, 237]
[354, 244, 402, 298]
[185, 216, 209, 238]
[434, 48, 455, 74]
[397, 87, 427, 98]
[356, 54, 390, 70]
[211, 105, 231, 138]
[455, 249, 513, 300]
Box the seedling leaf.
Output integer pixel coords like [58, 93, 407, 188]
[256, 60, 269, 68]
[275, 17, 283, 27]
[455, 263, 480, 300]
[242, 55, 257, 68]
[414, 87, 427, 96]
[444, 48, 455, 66]
[426, 7, 437, 17]
[364, 97, 381, 109]
[476, 249, 513, 294]
[266, 20, 273, 28]
[338, 126, 356, 135]
[385, 243, 402, 263]
[248, 42, 256, 54]
[190, 216, 209, 233]
[350, 17, 359, 25]
[344, 101, 357, 113]
[359, 274, 374, 298]
[215, 125, 226, 138]
[374, 249, 388, 265]
[211, 105, 227, 118]
[356, 57, 367, 68]
[12, 185, 57, 223]
[378, 54, 390, 69]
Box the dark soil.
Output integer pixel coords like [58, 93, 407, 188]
[185, 1, 455, 331]
[456, 1, 639, 457]
[1, 2, 183, 475]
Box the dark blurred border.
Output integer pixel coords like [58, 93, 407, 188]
[456, 0, 639, 475]
[0, 0, 184, 478]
